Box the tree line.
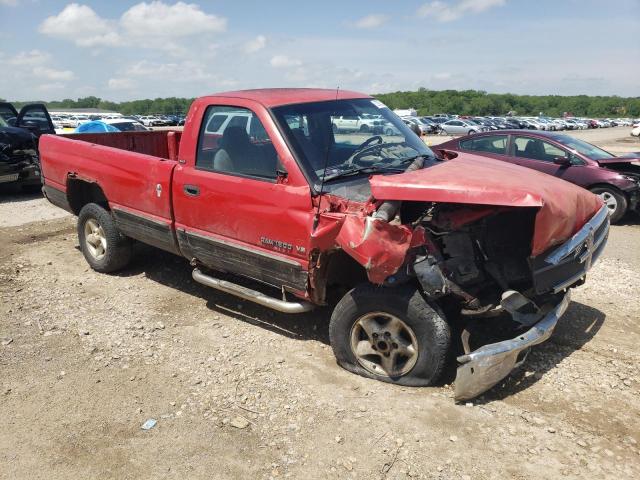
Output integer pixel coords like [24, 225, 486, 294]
[373, 89, 640, 118]
[5, 89, 640, 117]
[6, 96, 195, 116]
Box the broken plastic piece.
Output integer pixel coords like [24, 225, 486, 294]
[141, 419, 157, 430]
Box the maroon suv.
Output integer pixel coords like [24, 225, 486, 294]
[436, 130, 640, 223]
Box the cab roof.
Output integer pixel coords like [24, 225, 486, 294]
[203, 88, 371, 108]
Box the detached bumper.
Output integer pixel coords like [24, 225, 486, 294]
[454, 291, 571, 402]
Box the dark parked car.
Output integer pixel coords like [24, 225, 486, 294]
[0, 102, 54, 191]
[503, 118, 525, 129]
[436, 130, 640, 222]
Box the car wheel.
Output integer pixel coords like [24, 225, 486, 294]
[385, 128, 394, 135]
[77, 203, 133, 273]
[590, 186, 628, 224]
[359, 124, 370, 133]
[329, 284, 451, 386]
[468, 130, 475, 135]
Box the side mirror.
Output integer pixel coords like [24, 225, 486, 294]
[553, 156, 571, 166]
[276, 158, 288, 183]
[435, 149, 458, 161]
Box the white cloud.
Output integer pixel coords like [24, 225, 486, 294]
[32, 66, 75, 81]
[270, 55, 302, 68]
[39, 3, 121, 47]
[417, 0, 506, 22]
[244, 35, 267, 54]
[121, 1, 226, 37]
[354, 14, 388, 29]
[39, 2, 226, 49]
[37, 82, 66, 92]
[8, 50, 50, 66]
[124, 59, 213, 82]
[108, 78, 136, 90]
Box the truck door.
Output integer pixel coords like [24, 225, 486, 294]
[172, 103, 314, 294]
[0, 103, 19, 123]
[16, 104, 56, 137]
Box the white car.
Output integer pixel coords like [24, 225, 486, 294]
[331, 115, 379, 133]
[139, 116, 162, 127]
[439, 119, 486, 135]
[631, 125, 640, 137]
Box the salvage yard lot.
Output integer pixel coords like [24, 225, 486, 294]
[1, 130, 639, 479]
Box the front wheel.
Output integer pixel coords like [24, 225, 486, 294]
[590, 186, 627, 224]
[78, 203, 133, 273]
[329, 284, 451, 386]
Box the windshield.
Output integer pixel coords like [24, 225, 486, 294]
[272, 98, 435, 189]
[555, 135, 614, 160]
[0, 116, 7, 128]
[111, 121, 147, 132]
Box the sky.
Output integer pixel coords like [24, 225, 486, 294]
[0, 0, 638, 101]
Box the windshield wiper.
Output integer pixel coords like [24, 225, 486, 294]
[323, 164, 405, 182]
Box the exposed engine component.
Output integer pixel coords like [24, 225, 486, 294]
[439, 233, 483, 285]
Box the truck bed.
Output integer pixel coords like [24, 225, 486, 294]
[61, 130, 182, 160]
[39, 131, 180, 238]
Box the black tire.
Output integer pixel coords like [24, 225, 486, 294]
[329, 284, 451, 386]
[77, 203, 133, 273]
[359, 124, 370, 133]
[468, 130, 475, 135]
[385, 128, 394, 136]
[589, 186, 628, 224]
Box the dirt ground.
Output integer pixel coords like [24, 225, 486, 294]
[1, 128, 639, 479]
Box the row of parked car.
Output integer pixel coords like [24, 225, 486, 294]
[49, 113, 186, 130]
[398, 114, 639, 136]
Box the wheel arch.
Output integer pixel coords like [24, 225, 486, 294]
[66, 177, 109, 215]
[310, 250, 370, 305]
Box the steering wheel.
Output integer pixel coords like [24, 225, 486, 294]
[346, 135, 383, 165]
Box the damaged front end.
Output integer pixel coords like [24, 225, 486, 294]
[413, 202, 609, 401]
[311, 154, 607, 400]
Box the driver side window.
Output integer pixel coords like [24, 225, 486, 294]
[196, 106, 278, 181]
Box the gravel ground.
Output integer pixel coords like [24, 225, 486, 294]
[1, 129, 639, 479]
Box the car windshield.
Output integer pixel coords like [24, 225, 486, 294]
[555, 135, 614, 160]
[272, 98, 435, 188]
[111, 122, 147, 132]
[0, 116, 7, 128]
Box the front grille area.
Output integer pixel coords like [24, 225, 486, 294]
[531, 205, 609, 294]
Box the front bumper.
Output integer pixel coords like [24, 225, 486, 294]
[454, 291, 571, 401]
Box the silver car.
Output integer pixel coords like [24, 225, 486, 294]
[439, 119, 486, 135]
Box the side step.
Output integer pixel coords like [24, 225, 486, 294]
[192, 268, 314, 314]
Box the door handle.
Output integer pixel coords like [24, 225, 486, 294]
[184, 184, 200, 196]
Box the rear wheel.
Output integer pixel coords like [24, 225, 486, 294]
[78, 203, 133, 272]
[468, 130, 475, 135]
[329, 284, 451, 386]
[590, 186, 627, 223]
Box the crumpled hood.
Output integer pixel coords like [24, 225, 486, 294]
[369, 153, 603, 256]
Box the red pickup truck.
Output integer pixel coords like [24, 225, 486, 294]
[39, 89, 608, 400]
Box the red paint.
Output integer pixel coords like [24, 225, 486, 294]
[369, 153, 602, 255]
[335, 216, 412, 284]
[39, 89, 604, 300]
